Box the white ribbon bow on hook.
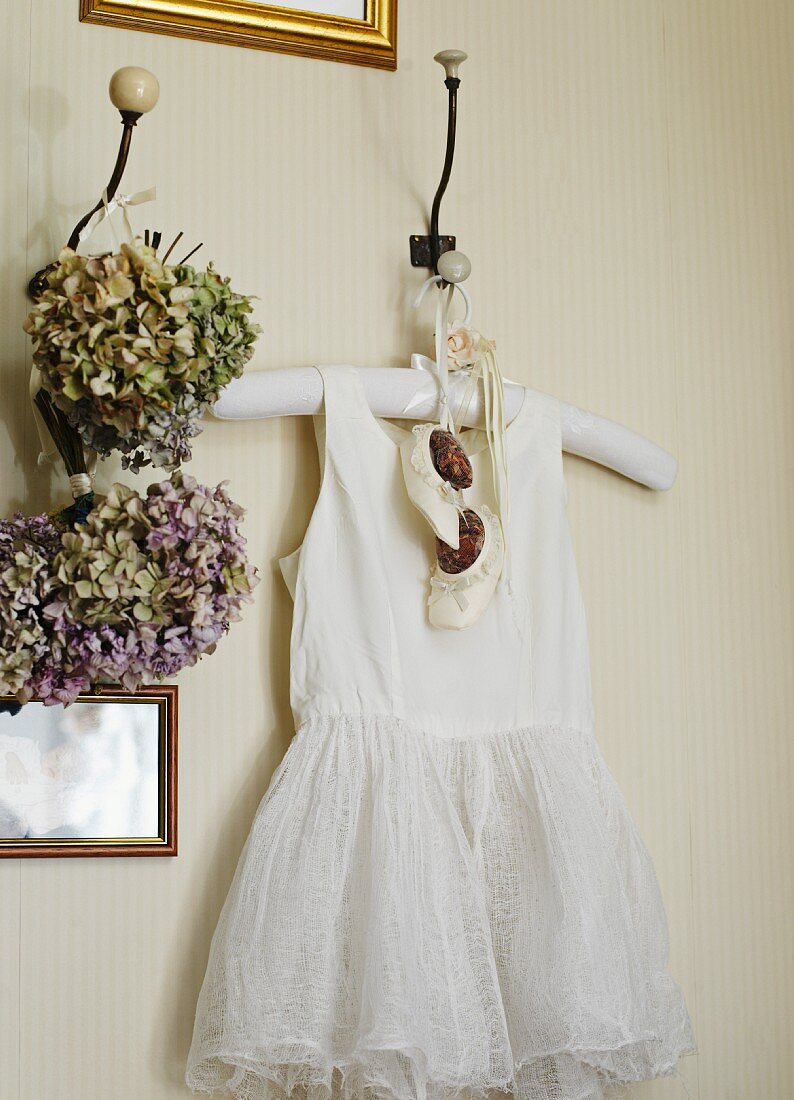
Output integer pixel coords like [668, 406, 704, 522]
[77, 185, 157, 249]
[404, 274, 473, 421]
[404, 353, 485, 431]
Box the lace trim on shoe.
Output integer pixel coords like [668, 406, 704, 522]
[410, 423, 448, 496]
[477, 507, 504, 578]
[432, 507, 504, 603]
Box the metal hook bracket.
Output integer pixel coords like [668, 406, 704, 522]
[409, 233, 456, 268]
[409, 50, 467, 272]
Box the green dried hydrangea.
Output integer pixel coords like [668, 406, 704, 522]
[51, 472, 257, 659]
[24, 241, 260, 472]
[54, 485, 161, 626]
[0, 547, 51, 693]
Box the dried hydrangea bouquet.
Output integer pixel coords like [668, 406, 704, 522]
[25, 240, 259, 471]
[1, 238, 261, 705]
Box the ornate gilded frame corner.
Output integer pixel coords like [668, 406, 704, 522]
[79, 0, 398, 70]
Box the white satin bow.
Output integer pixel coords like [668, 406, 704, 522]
[430, 575, 471, 612]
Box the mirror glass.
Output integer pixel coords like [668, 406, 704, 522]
[0, 700, 161, 841]
[270, 1, 366, 16]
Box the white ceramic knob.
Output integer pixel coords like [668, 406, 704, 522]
[434, 50, 467, 80]
[437, 250, 471, 284]
[109, 67, 160, 114]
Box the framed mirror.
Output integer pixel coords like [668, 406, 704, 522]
[0, 685, 177, 858]
[80, 1, 397, 70]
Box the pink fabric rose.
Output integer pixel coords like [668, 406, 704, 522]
[447, 321, 480, 369]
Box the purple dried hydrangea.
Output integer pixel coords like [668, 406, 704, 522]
[0, 512, 91, 704]
[50, 471, 258, 695]
[0, 472, 258, 705]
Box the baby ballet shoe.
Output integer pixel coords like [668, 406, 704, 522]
[400, 423, 472, 548]
[428, 506, 504, 631]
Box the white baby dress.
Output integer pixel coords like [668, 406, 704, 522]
[186, 366, 695, 1100]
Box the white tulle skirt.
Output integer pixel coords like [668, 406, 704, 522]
[186, 714, 694, 1100]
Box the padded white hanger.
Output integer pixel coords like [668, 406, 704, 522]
[212, 364, 677, 491]
[213, 254, 677, 492]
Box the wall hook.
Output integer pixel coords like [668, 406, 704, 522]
[27, 66, 160, 299]
[410, 49, 467, 273]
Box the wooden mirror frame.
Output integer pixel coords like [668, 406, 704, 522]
[0, 684, 177, 859]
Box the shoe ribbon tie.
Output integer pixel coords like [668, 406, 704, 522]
[430, 575, 471, 612]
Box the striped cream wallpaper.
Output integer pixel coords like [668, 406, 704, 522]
[1, 1, 792, 1096]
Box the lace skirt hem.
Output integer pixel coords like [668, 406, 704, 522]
[186, 714, 695, 1100]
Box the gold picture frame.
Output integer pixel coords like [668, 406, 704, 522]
[0, 685, 177, 858]
[79, 0, 397, 70]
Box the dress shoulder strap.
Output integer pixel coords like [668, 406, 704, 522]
[525, 389, 562, 444]
[315, 365, 372, 422]
[313, 365, 379, 480]
[506, 387, 566, 491]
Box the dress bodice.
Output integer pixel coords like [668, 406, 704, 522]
[281, 365, 594, 738]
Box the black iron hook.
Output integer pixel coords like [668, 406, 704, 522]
[27, 67, 159, 300]
[410, 50, 467, 274]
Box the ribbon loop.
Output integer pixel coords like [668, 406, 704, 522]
[68, 472, 94, 499]
[412, 275, 472, 323]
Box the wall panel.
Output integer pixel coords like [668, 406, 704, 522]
[0, 1, 791, 1096]
[664, 3, 794, 1096]
[0, 4, 32, 1098]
